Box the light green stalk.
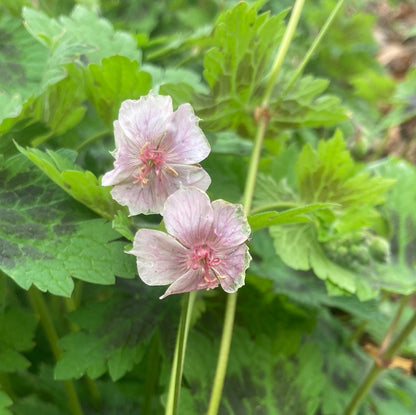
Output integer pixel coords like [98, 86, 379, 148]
[165, 291, 197, 415]
[206, 2, 306, 414]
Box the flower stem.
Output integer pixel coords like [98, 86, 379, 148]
[206, 2, 306, 413]
[165, 291, 197, 415]
[276, 0, 346, 103]
[28, 287, 84, 415]
[261, 0, 306, 107]
[344, 298, 416, 415]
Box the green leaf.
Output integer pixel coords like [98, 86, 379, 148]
[112, 210, 135, 242]
[295, 130, 394, 233]
[268, 74, 347, 130]
[55, 332, 107, 379]
[296, 131, 392, 206]
[8, 395, 63, 415]
[23, 5, 141, 66]
[17, 145, 123, 220]
[0, 390, 13, 415]
[55, 284, 176, 381]
[270, 221, 416, 299]
[248, 203, 337, 232]
[373, 159, 416, 293]
[203, 3, 285, 90]
[30, 65, 87, 138]
[0, 307, 37, 372]
[84, 56, 152, 126]
[0, 14, 48, 127]
[0, 155, 136, 296]
[181, 308, 322, 414]
[196, 2, 286, 136]
[270, 223, 358, 293]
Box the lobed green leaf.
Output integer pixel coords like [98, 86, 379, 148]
[17, 145, 123, 220]
[0, 155, 135, 296]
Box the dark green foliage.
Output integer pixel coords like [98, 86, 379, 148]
[0, 155, 135, 296]
[1, 1, 415, 414]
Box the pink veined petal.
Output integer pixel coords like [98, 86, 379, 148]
[113, 120, 134, 150]
[162, 103, 211, 164]
[214, 244, 251, 293]
[164, 163, 211, 193]
[209, 200, 251, 249]
[160, 268, 219, 299]
[136, 164, 212, 215]
[118, 95, 173, 144]
[128, 229, 189, 286]
[163, 187, 214, 248]
[102, 122, 142, 187]
[109, 181, 160, 215]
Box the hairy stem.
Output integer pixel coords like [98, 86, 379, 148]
[344, 299, 416, 415]
[28, 287, 83, 415]
[165, 291, 197, 415]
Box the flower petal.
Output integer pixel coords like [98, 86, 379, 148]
[166, 163, 211, 192]
[163, 187, 214, 247]
[216, 245, 251, 293]
[163, 103, 211, 164]
[160, 268, 218, 299]
[128, 229, 189, 286]
[209, 200, 251, 249]
[118, 95, 173, 144]
[101, 122, 141, 187]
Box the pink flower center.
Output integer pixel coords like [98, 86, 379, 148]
[133, 142, 167, 186]
[186, 245, 222, 289]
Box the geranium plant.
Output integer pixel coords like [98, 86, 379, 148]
[1, 1, 416, 415]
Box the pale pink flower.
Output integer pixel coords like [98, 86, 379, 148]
[128, 187, 251, 298]
[102, 94, 211, 215]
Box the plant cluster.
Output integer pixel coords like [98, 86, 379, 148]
[1, 1, 416, 414]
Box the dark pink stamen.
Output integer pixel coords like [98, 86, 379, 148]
[133, 142, 167, 187]
[186, 245, 221, 288]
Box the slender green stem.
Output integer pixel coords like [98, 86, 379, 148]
[262, 0, 306, 107]
[206, 2, 306, 413]
[383, 309, 416, 361]
[344, 302, 416, 415]
[28, 287, 61, 360]
[85, 376, 101, 411]
[242, 118, 268, 213]
[206, 292, 238, 415]
[276, 0, 346, 104]
[379, 295, 409, 355]
[206, 118, 267, 415]
[165, 291, 197, 415]
[28, 287, 84, 415]
[343, 362, 382, 415]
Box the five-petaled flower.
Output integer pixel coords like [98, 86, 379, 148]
[128, 187, 251, 298]
[102, 94, 211, 215]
